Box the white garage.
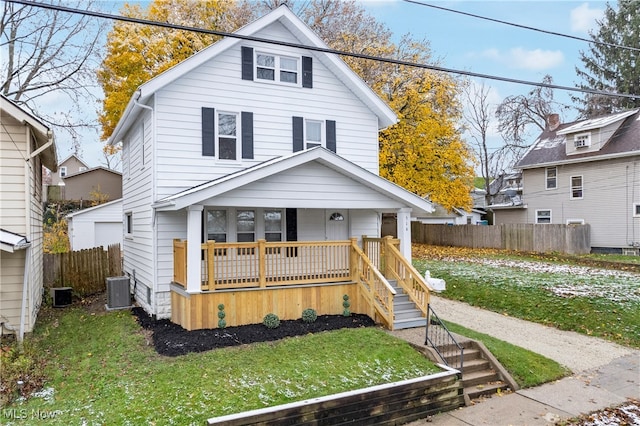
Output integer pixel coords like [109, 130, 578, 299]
[66, 199, 123, 251]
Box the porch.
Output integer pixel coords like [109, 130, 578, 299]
[171, 237, 431, 330]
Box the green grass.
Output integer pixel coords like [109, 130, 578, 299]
[2, 307, 438, 425]
[414, 255, 640, 348]
[443, 321, 570, 388]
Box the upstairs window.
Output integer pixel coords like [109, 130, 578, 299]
[218, 112, 238, 160]
[574, 133, 590, 148]
[256, 52, 299, 84]
[634, 203, 640, 217]
[305, 120, 323, 148]
[545, 167, 557, 189]
[78, 167, 87, 172]
[59, 166, 67, 178]
[570, 175, 583, 199]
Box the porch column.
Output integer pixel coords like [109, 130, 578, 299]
[187, 205, 204, 293]
[397, 208, 412, 260]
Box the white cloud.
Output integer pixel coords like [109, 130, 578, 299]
[570, 3, 604, 33]
[476, 47, 564, 71]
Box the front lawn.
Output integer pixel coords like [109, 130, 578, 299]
[413, 245, 640, 348]
[1, 306, 439, 425]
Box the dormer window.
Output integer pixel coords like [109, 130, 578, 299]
[574, 133, 590, 148]
[256, 52, 299, 84]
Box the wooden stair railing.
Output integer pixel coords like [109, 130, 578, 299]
[382, 237, 431, 316]
[350, 241, 396, 329]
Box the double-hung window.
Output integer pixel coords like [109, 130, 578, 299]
[256, 52, 299, 84]
[570, 176, 583, 199]
[59, 166, 67, 178]
[305, 120, 323, 148]
[545, 167, 557, 189]
[536, 210, 551, 224]
[206, 210, 227, 242]
[264, 210, 283, 242]
[218, 112, 238, 160]
[236, 210, 255, 242]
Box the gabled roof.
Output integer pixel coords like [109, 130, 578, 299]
[57, 153, 90, 169]
[63, 166, 122, 179]
[517, 109, 640, 169]
[0, 228, 30, 252]
[0, 94, 57, 171]
[151, 147, 434, 215]
[109, 5, 397, 145]
[66, 198, 122, 219]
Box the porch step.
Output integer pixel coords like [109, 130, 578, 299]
[391, 282, 425, 330]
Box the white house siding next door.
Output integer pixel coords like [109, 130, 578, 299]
[95, 222, 123, 249]
[325, 210, 348, 241]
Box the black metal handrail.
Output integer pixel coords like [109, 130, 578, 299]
[425, 304, 464, 371]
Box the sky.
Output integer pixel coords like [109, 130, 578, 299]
[51, 0, 608, 168]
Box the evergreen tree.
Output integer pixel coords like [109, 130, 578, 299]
[575, 0, 640, 117]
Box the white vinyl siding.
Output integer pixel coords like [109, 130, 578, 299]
[153, 24, 379, 200]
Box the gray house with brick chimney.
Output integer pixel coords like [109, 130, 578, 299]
[492, 109, 640, 254]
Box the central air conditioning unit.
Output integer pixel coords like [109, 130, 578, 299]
[51, 287, 72, 308]
[106, 276, 131, 310]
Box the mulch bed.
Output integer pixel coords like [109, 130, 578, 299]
[132, 307, 375, 357]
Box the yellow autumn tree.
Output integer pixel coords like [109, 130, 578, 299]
[98, 0, 250, 141]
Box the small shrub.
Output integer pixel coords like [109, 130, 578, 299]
[217, 304, 226, 329]
[342, 294, 351, 317]
[263, 313, 280, 329]
[301, 308, 317, 323]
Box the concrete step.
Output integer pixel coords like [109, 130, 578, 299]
[465, 381, 511, 401]
[460, 358, 491, 374]
[462, 369, 499, 388]
[443, 348, 482, 364]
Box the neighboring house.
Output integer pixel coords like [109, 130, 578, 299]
[493, 110, 640, 254]
[415, 204, 485, 225]
[62, 167, 122, 202]
[46, 154, 89, 202]
[488, 172, 523, 206]
[107, 6, 434, 331]
[66, 199, 123, 251]
[0, 95, 57, 340]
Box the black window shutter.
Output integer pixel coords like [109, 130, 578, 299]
[292, 116, 304, 152]
[286, 208, 298, 257]
[202, 107, 215, 157]
[241, 111, 254, 159]
[241, 47, 253, 81]
[326, 120, 336, 153]
[302, 56, 313, 88]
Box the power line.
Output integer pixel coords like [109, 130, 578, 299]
[403, 0, 640, 53]
[7, 0, 640, 102]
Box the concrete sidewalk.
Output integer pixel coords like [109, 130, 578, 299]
[391, 296, 640, 426]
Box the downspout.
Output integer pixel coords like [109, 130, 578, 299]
[20, 124, 35, 343]
[18, 245, 31, 343]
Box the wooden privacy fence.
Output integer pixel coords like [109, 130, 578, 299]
[44, 244, 122, 296]
[411, 223, 591, 254]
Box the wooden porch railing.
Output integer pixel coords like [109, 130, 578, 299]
[172, 236, 428, 329]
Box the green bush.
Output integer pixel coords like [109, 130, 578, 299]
[217, 304, 226, 329]
[301, 308, 317, 323]
[342, 294, 351, 317]
[263, 313, 280, 329]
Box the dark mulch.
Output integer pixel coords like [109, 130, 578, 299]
[132, 307, 376, 357]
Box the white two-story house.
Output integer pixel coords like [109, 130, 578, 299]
[108, 6, 434, 331]
[493, 110, 640, 254]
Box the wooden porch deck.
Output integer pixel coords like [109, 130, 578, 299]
[171, 237, 430, 330]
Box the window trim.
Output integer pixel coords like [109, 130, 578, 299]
[535, 209, 552, 224]
[570, 175, 583, 200]
[545, 166, 557, 190]
[59, 166, 67, 178]
[78, 167, 87, 172]
[255, 51, 301, 86]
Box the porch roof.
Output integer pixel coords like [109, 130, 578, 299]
[151, 147, 434, 215]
